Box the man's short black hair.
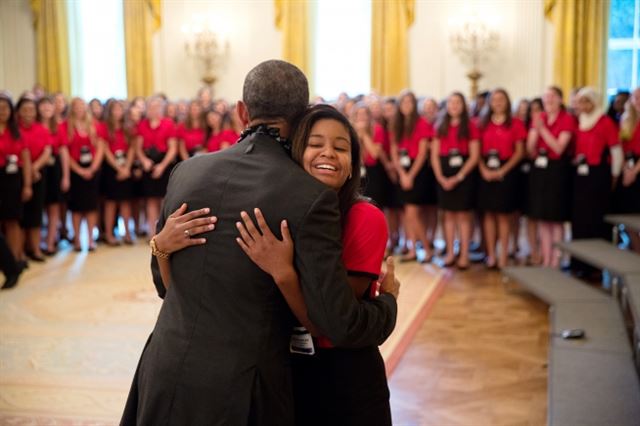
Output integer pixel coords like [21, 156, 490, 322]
[242, 60, 309, 123]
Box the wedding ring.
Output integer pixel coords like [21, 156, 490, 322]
[184, 229, 190, 238]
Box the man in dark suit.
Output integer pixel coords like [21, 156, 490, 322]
[122, 60, 398, 425]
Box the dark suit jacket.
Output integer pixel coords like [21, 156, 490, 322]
[122, 133, 397, 425]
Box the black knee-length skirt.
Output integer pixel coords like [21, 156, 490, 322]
[69, 169, 101, 212]
[528, 158, 571, 222]
[362, 163, 389, 207]
[21, 169, 47, 228]
[400, 160, 437, 205]
[44, 155, 64, 205]
[291, 345, 391, 426]
[517, 160, 532, 214]
[612, 155, 640, 214]
[142, 149, 173, 198]
[0, 169, 23, 221]
[478, 166, 519, 213]
[437, 156, 477, 211]
[571, 163, 611, 240]
[102, 163, 133, 201]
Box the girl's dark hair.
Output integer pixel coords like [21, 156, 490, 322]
[436, 92, 470, 141]
[393, 91, 419, 143]
[89, 98, 104, 120]
[526, 97, 543, 129]
[184, 101, 203, 130]
[291, 104, 362, 222]
[16, 96, 37, 127]
[205, 110, 224, 140]
[104, 99, 126, 141]
[37, 96, 57, 134]
[479, 88, 513, 129]
[381, 97, 396, 132]
[0, 96, 21, 140]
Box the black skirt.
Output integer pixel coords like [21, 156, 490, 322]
[571, 163, 611, 240]
[477, 164, 519, 213]
[528, 157, 571, 222]
[517, 160, 532, 214]
[0, 169, 23, 221]
[400, 160, 437, 205]
[291, 346, 391, 426]
[44, 155, 64, 205]
[21, 169, 47, 228]
[142, 149, 173, 198]
[69, 169, 101, 212]
[102, 163, 133, 201]
[362, 163, 389, 207]
[437, 156, 477, 211]
[131, 160, 145, 198]
[612, 155, 640, 214]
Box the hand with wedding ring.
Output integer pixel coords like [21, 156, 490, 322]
[154, 203, 217, 254]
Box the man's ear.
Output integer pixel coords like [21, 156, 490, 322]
[237, 101, 250, 127]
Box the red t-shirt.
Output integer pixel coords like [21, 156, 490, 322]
[59, 121, 98, 162]
[0, 128, 24, 167]
[438, 121, 480, 156]
[207, 129, 238, 153]
[19, 122, 50, 161]
[575, 116, 619, 165]
[176, 124, 206, 152]
[534, 110, 576, 160]
[137, 118, 175, 152]
[98, 123, 130, 155]
[397, 117, 433, 159]
[624, 121, 640, 156]
[364, 125, 387, 167]
[316, 201, 389, 349]
[479, 118, 527, 160]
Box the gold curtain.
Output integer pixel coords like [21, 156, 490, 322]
[545, 0, 609, 100]
[123, 0, 162, 98]
[274, 0, 309, 75]
[371, 0, 415, 96]
[30, 0, 71, 94]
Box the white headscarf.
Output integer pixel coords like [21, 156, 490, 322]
[577, 87, 604, 131]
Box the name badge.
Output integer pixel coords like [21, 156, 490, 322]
[80, 148, 93, 165]
[289, 326, 315, 356]
[534, 156, 548, 169]
[6, 155, 18, 174]
[627, 158, 636, 169]
[360, 165, 367, 178]
[399, 150, 411, 169]
[47, 155, 56, 166]
[487, 156, 501, 170]
[577, 163, 589, 176]
[521, 162, 531, 173]
[115, 150, 126, 167]
[449, 155, 463, 168]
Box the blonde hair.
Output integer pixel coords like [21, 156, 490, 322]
[620, 98, 638, 141]
[67, 97, 96, 142]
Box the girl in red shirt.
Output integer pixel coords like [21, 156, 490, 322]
[177, 101, 206, 160]
[0, 96, 32, 264]
[526, 86, 576, 267]
[431, 92, 480, 269]
[205, 110, 224, 152]
[381, 98, 404, 253]
[135, 96, 177, 238]
[60, 98, 105, 252]
[38, 96, 70, 255]
[17, 97, 52, 262]
[477, 89, 526, 269]
[100, 100, 135, 245]
[390, 91, 435, 262]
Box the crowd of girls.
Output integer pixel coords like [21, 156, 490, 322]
[1, 84, 639, 276]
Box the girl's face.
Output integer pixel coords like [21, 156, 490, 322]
[447, 94, 464, 118]
[90, 101, 103, 118]
[54, 95, 66, 114]
[369, 100, 382, 120]
[189, 102, 202, 120]
[399, 95, 415, 116]
[0, 101, 10, 124]
[147, 100, 163, 120]
[354, 107, 369, 126]
[490, 91, 508, 115]
[516, 100, 529, 118]
[112, 102, 125, 121]
[543, 88, 562, 113]
[166, 103, 177, 118]
[578, 96, 595, 115]
[383, 102, 397, 121]
[19, 101, 37, 125]
[38, 101, 54, 119]
[206, 111, 222, 129]
[302, 119, 352, 191]
[423, 100, 438, 118]
[71, 99, 87, 119]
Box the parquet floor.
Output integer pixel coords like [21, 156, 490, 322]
[389, 267, 549, 426]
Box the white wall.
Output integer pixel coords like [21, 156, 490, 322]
[153, 0, 281, 103]
[409, 0, 553, 102]
[0, 0, 36, 99]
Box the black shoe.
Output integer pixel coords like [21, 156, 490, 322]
[2, 271, 21, 290]
[18, 260, 29, 270]
[26, 252, 46, 262]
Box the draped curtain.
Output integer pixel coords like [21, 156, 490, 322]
[544, 0, 609, 99]
[123, 0, 162, 98]
[371, 0, 414, 96]
[274, 0, 309, 76]
[30, 0, 71, 94]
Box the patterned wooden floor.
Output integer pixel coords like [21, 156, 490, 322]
[389, 267, 549, 426]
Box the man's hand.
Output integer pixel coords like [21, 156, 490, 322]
[380, 256, 400, 299]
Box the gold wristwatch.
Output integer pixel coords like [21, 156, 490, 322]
[150, 236, 170, 259]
